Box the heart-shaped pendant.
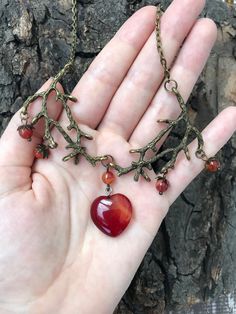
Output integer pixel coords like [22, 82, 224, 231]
[90, 193, 132, 237]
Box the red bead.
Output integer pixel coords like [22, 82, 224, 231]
[205, 159, 220, 172]
[34, 150, 44, 159]
[17, 125, 34, 140]
[90, 193, 132, 237]
[34, 144, 49, 159]
[102, 170, 115, 185]
[156, 178, 169, 195]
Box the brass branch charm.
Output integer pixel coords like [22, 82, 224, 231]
[20, 78, 107, 166]
[112, 85, 206, 182]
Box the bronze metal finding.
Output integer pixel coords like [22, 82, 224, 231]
[18, 1, 213, 183]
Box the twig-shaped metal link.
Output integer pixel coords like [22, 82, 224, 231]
[19, 3, 210, 182]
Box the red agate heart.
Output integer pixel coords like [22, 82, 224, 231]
[90, 193, 132, 237]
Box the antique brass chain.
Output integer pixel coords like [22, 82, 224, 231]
[57, 2, 171, 86]
[155, 6, 180, 95]
[155, 6, 170, 81]
[54, 0, 78, 82]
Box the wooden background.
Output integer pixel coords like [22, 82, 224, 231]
[0, 0, 235, 313]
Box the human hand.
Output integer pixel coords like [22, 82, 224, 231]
[0, 0, 235, 313]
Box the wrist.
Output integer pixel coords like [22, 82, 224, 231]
[29, 283, 118, 314]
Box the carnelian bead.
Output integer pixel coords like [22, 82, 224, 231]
[33, 144, 49, 159]
[156, 178, 169, 195]
[17, 125, 34, 140]
[34, 150, 44, 159]
[102, 170, 115, 185]
[205, 159, 220, 172]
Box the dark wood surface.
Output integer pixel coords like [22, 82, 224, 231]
[166, 292, 236, 314]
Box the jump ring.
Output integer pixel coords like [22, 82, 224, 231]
[20, 110, 29, 124]
[101, 155, 114, 168]
[195, 150, 208, 162]
[105, 185, 113, 196]
[164, 79, 178, 92]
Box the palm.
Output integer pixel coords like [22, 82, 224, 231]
[0, 2, 235, 313]
[0, 128, 161, 311]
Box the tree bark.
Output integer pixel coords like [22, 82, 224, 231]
[0, 1, 235, 313]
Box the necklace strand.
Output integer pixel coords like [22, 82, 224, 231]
[18, 1, 212, 186]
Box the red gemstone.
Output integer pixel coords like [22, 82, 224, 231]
[17, 125, 34, 140]
[34, 150, 44, 159]
[102, 170, 115, 185]
[33, 144, 49, 159]
[90, 193, 132, 237]
[205, 159, 220, 172]
[156, 178, 169, 195]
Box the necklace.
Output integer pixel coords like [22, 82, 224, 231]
[17, 1, 220, 237]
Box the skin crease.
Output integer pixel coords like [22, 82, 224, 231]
[0, 1, 235, 313]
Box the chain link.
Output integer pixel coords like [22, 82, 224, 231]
[70, 0, 78, 65]
[155, 5, 171, 81]
[56, 3, 169, 87]
[20, 110, 29, 124]
[54, 0, 78, 81]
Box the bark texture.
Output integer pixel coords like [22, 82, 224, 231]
[0, 0, 235, 313]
